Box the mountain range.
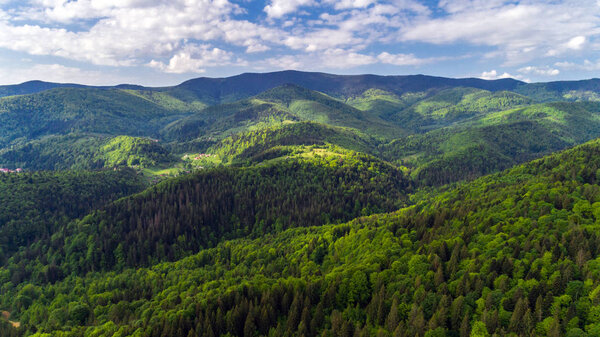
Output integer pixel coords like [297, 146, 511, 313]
[2, 71, 600, 336]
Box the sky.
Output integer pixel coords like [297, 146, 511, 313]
[0, 0, 598, 86]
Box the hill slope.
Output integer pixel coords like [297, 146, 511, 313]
[0, 87, 197, 148]
[0, 150, 411, 280]
[382, 101, 600, 185]
[0, 134, 177, 170]
[0, 168, 145, 263]
[4, 135, 600, 336]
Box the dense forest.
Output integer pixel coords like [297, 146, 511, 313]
[3, 71, 600, 336]
[0, 169, 145, 261]
[4, 131, 600, 336]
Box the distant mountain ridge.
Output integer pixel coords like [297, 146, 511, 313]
[2, 70, 600, 106]
[2, 70, 600, 187]
[0, 70, 547, 98]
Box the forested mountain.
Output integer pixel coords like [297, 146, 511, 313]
[382, 101, 600, 185]
[3, 71, 597, 105]
[3, 72, 600, 181]
[0, 81, 87, 98]
[0, 134, 176, 171]
[205, 122, 379, 164]
[4, 71, 600, 336]
[4, 124, 600, 336]
[0, 88, 196, 148]
[0, 168, 145, 262]
[3, 149, 411, 277]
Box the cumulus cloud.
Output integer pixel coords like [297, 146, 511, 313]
[566, 36, 586, 50]
[322, 0, 376, 10]
[148, 45, 233, 74]
[480, 70, 518, 80]
[377, 52, 431, 66]
[555, 59, 600, 71]
[321, 49, 376, 68]
[0, 0, 246, 66]
[264, 0, 315, 18]
[401, 0, 600, 65]
[0, 0, 598, 81]
[264, 49, 377, 70]
[265, 55, 304, 70]
[518, 66, 560, 76]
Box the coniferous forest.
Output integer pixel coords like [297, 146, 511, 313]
[4, 71, 600, 336]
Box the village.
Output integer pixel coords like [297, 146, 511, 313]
[0, 168, 22, 173]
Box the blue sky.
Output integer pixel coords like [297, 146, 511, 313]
[0, 0, 598, 86]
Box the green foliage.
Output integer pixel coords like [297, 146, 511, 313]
[2, 151, 410, 280]
[0, 88, 192, 148]
[100, 136, 175, 168]
[0, 168, 145, 264]
[0, 134, 177, 170]
[6, 74, 600, 337]
[382, 101, 600, 185]
[7, 128, 600, 336]
[207, 121, 380, 164]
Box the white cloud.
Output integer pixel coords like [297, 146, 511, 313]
[480, 70, 519, 81]
[148, 45, 233, 74]
[401, 0, 600, 65]
[554, 61, 576, 68]
[0, 0, 441, 77]
[555, 59, 600, 71]
[0, 0, 245, 66]
[245, 43, 270, 53]
[566, 36, 586, 50]
[0, 0, 597, 82]
[322, 0, 376, 10]
[265, 55, 304, 70]
[321, 49, 376, 68]
[518, 66, 560, 76]
[264, 0, 315, 18]
[264, 49, 376, 70]
[377, 52, 430, 66]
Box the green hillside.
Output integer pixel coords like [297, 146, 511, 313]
[0, 88, 194, 148]
[203, 122, 379, 164]
[514, 79, 600, 102]
[0, 150, 410, 280]
[99, 136, 176, 168]
[162, 84, 404, 144]
[381, 101, 600, 185]
[4, 134, 600, 336]
[0, 134, 177, 171]
[254, 84, 401, 138]
[5, 72, 600, 337]
[2, 81, 600, 191]
[161, 99, 298, 142]
[0, 169, 145, 262]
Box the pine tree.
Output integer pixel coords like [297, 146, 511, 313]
[244, 310, 257, 337]
[386, 297, 400, 332]
[509, 298, 528, 333]
[459, 315, 470, 337]
[311, 302, 325, 333]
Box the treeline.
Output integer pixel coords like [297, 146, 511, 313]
[0, 168, 145, 263]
